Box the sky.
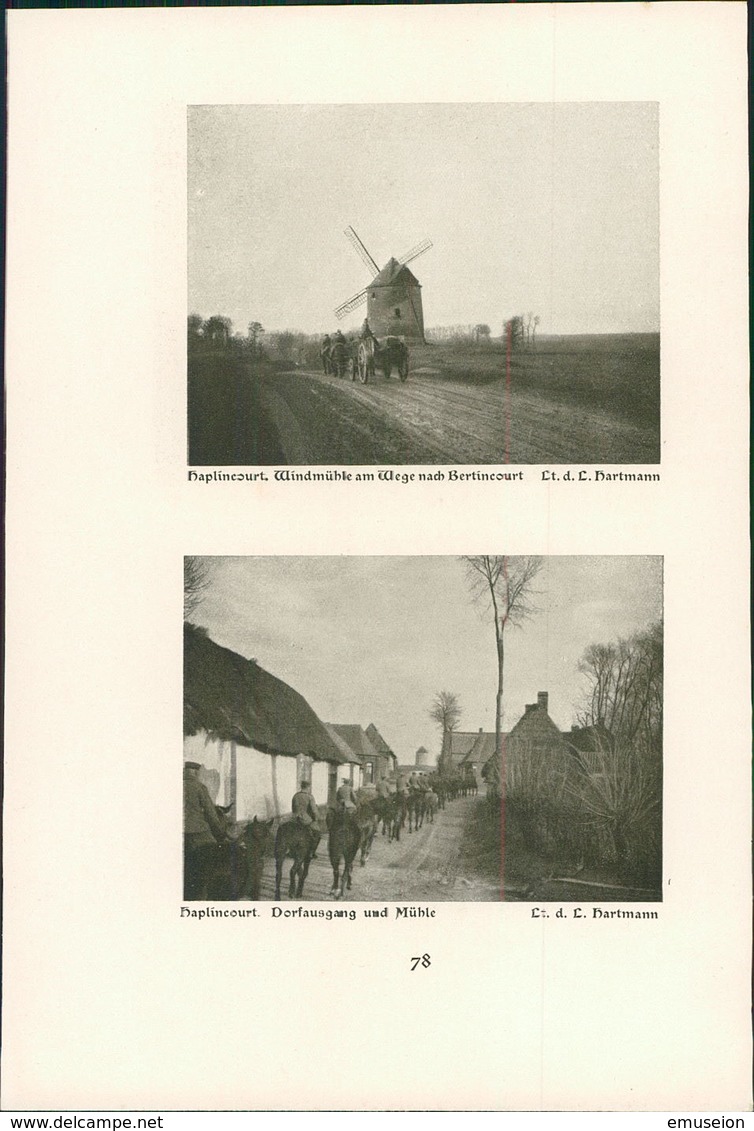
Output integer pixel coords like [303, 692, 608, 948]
[188, 103, 659, 338]
[189, 556, 663, 765]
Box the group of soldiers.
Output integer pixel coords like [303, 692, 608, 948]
[321, 319, 377, 367]
[184, 757, 438, 898]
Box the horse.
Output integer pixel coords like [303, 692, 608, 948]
[204, 817, 274, 900]
[379, 336, 409, 381]
[388, 793, 407, 842]
[330, 340, 349, 378]
[356, 336, 408, 383]
[406, 789, 426, 833]
[356, 803, 379, 866]
[274, 819, 317, 900]
[375, 794, 394, 836]
[424, 791, 438, 824]
[327, 808, 362, 898]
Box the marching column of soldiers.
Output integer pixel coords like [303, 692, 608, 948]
[184, 755, 478, 900]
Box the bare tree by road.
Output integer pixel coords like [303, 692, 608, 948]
[429, 691, 462, 776]
[462, 556, 543, 798]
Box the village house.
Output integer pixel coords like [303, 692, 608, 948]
[449, 730, 498, 778]
[365, 724, 399, 781]
[323, 724, 365, 793]
[183, 624, 355, 820]
[326, 724, 385, 787]
[470, 693, 608, 791]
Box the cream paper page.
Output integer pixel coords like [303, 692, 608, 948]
[4, 3, 751, 1112]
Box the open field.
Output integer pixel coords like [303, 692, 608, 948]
[188, 333, 660, 465]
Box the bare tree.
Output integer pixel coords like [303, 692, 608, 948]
[429, 691, 462, 776]
[462, 556, 543, 796]
[184, 556, 211, 621]
[577, 622, 663, 756]
[247, 321, 265, 358]
[504, 315, 525, 353]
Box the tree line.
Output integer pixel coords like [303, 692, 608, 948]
[188, 315, 326, 367]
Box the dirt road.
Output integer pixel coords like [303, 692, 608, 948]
[257, 366, 656, 465]
[257, 795, 500, 903]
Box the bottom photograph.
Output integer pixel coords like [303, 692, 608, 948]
[183, 555, 663, 904]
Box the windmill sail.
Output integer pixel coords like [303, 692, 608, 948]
[335, 288, 368, 320]
[398, 238, 433, 266]
[334, 231, 432, 336]
[344, 226, 380, 276]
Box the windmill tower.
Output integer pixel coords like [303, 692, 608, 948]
[335, 226, 432, 342]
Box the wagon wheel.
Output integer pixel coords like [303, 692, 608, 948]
[357, 344, 370, 384]
[398, 351, 409, 382]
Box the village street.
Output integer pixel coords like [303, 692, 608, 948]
[255, 795, 501, 903]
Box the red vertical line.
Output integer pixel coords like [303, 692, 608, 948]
[499, 554, 510, 900]
[500, 730, 508, 901]
[505, 321, 512, 463]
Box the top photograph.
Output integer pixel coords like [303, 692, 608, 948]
[187, 103, 659, 467]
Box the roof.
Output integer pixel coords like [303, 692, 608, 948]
[450, 730, 501, 766]
[184, 624, 344, 762]
[328, 724, 379, 766]
[365, 723, 396, 760]
[323, 723, 363, 765]
[508, 703, 564, 744]
[370, 257, 421, 288]
[449, 732, 479, 757]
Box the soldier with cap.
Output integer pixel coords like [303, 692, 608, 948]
[336, 775, 360, 817]
[183, 761, 227, 899]
[291, 779, 321, 858]
[376, 774, 392, 800]
[321, 333, 332, 373]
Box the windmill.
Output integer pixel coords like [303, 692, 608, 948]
[335, 226, 432, 341]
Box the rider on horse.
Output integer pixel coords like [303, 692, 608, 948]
[291, 780, 321, 858]
[335, 777, 360, 820]
[376, 775, 392, 799]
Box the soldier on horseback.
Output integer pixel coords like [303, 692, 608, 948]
[291, 780, 321, 859]
[183, 761, 229, 900]
[336, 776, 360, 818]
[376, 775, 392, 800]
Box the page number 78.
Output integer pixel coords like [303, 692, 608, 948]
[410, 954, 431, 970]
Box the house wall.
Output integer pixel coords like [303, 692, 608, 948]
[183, 732, 232, 806]
[310, 760, 331, 808]
[505, 710, 573, 797]
[184, 730, 337, 821]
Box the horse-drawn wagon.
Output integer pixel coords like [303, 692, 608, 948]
[355, 335, 409, 384]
